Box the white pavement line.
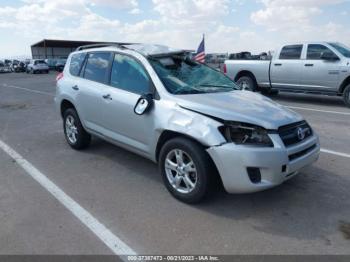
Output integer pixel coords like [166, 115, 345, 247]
[0, 139, 137, 257]
[321, 148, 350, 158]
[287, 105, 350, 116]
[1, 83, 54, 96]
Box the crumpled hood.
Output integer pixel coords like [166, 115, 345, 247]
[174, 90, 303, 130]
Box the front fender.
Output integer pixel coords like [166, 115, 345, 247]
[159, 105, 226, 147]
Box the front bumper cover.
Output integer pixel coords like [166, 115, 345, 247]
[207, 134, 320, 193]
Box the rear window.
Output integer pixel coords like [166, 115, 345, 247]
[279, 45, 303, 60]
[83, 52, 111, 83]
[69, 53, 87, 76]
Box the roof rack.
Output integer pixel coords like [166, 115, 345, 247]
[76, 43, 132, 51]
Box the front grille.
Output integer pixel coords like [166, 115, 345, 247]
[289, 144, 317, 161]
[278, 121, 312, 147]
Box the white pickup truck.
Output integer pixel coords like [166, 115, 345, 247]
[224, 42, 350, 107]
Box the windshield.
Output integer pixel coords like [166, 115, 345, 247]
[149, 56, 239, 95]
[329, 43, 350, 58]
[35, 60, 47, 65]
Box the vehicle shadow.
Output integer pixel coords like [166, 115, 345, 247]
[82, 138, 350, 241]
[195, 165, 350, 241]
[271, 92, 345, 108]
[83, 137, 161, 183]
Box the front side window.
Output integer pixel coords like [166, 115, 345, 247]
[307, 44, 336, 59]
[110, 54, 150, 94]
[83, 52, 111, 83]
[149, 56, 238, 95]
[69, 53, 87, 76]
[279, 45, 303, 60]
[329, 43, 350, 58]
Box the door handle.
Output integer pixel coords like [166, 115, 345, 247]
[274, 63, 282, 66]
[102, 94, 112, 100]
[71, 85, 79, 91]
[305, 64, 314, 67]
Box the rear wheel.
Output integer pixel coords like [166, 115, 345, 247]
[343, 84, 350, 108]
[63, 108, 91, 150]
[236, 76, 257, 92]
[159, 137, 214, 204]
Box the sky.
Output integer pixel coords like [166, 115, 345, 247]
[0, 0, 349, 58]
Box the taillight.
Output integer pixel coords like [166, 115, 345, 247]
[223, 64, 227, 74]
[56, 72, 63, 82]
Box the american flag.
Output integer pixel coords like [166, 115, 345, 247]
[194, 36, 205, 63]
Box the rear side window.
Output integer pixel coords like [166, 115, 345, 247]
[83, 52, 111, 83]
[69, 53, 87, 76]
[279, 45, 303, 60]
[110, 54, 150, 94]
[307, 44, 335, 59]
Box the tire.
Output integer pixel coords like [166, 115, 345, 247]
[236, 76, 257, 92]
[159, 137, 214, 204]
[63, 108, 91, 150]
[343, 84, 350, 108]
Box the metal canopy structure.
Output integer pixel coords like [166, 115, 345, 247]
[30, 39, 131, 59]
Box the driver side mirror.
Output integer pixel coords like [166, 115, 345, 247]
[320, 52, 339, 61]
[134, 94, 154, 115]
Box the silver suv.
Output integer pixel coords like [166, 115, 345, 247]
[26, 59, 49, 74]
[55, 44, 320, 203]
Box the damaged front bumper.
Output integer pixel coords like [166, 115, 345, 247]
[207, 134, 320, 193]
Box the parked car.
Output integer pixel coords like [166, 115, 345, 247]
[45, 59, 58, 70]
[0, 61, 11, 73]
[224, 42, 350, 107]
[55, 43, 320, 203]
[55, 58, 67, 72]
[26, 59, 49, 74]
[11, 60, 26, 72]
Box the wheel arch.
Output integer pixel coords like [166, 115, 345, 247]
[234, 70, 258, 85]
[155, 130, 209, 162]
[60, 99, 76, 118]
[339, 76, 350, 94]
[155, 130, 224, 187]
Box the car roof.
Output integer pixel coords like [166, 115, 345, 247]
[280, 41, 335, 46]
[126, 44, 184, 56]
[74, 43, 185, 58]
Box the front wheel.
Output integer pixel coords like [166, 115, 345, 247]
[343, 84, 350, 108]
[63, 108, 91, 150]
[236, 76, 257, 92]
[159, 137, 214, 204]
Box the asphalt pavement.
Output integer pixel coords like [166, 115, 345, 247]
[0, 72, 349, 256]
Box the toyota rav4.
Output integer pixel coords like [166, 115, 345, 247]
[55, 44, 320, 203]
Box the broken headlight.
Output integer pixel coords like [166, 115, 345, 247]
[219, 122, 273, 147]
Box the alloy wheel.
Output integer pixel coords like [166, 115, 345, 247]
[164, 149, 198, 194]
[240, 80, 251, 91]
[65, 115, 78, 144]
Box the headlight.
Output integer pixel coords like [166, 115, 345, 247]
[219, 122, 273, 147]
